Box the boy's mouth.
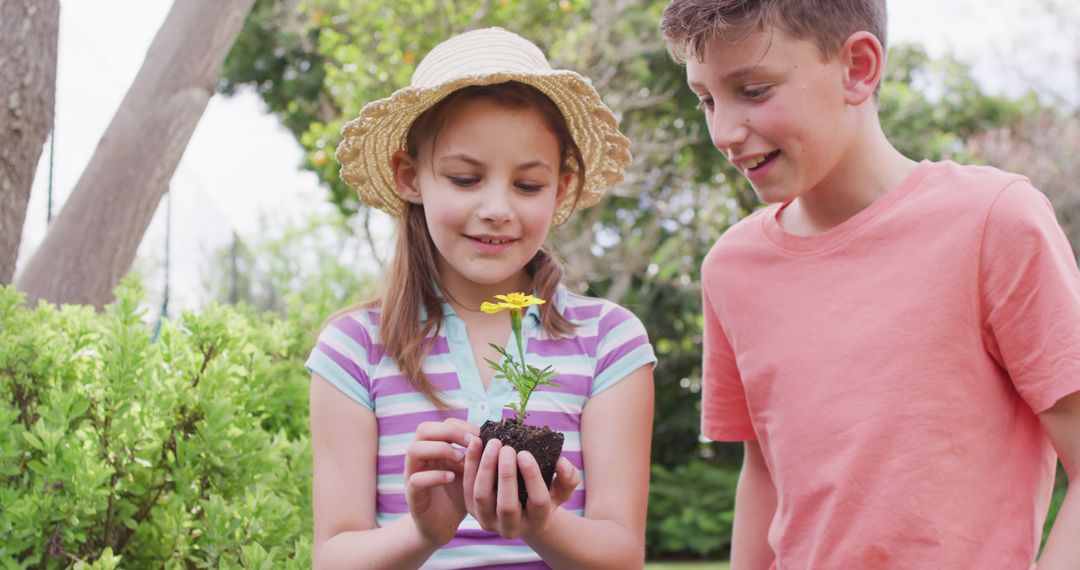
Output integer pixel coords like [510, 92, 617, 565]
[743, 150, 780, 172]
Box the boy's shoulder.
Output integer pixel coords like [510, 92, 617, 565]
[919, 160, 1030, 196]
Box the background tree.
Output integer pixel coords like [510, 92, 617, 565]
[0, 0, 60, 285]
[14, 0, 257, 310]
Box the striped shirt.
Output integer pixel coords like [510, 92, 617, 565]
[306, 284, 656, 569]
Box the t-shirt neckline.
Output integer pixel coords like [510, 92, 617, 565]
[761, 160, 933, 254]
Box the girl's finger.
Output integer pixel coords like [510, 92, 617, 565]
[549, 456, 580, 506]
[472, 438, 502, 529]
[516, 450, 552, 523]
[414, 419, 479, 446]
[407, 470, 456, 493]
[495, 445, 523, 534]
[404, 440, 465, 475]
[462, 435, 483, 509]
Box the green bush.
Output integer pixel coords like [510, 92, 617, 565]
[0, 280, 314, 567]
[647, 458, 738, 559]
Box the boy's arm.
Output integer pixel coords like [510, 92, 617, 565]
[730, 440, 776, 570]
[1036, 390, 1080, 569]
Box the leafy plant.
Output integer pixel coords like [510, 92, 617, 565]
[0, 279, 314, 567]
[480, 293, 558, 422]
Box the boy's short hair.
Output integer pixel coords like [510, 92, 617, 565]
[660, 0, 887, 64]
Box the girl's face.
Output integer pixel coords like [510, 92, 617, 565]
[396, 97, 571, 302]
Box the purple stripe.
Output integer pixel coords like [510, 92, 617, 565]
[378, 488, 584, 517]
[544, 373, 590, 397]
[373, 372, 462, 398]
[316, 342, 369, 389]
[332, 315, 383, 365]
[563, 303, 602, 321]
[508, 410, 578, 432]
[596, 335, 650, 378]
[597, 305, 634, 338]
[528, 337, 586, 358]
[447, 531, 528, 548]
[426, 335, 451, 356]
[379, 409, 468, 435]
[377, 454, 404, 476]
[378, 491, 407, 513]
[458, 562, 550, 570]
[562, 489, 585, 511]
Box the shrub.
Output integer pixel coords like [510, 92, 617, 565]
[646, 458, 738, 559]
[0, 280, 313, 567]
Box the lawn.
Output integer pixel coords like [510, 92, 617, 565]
[645, 562, 730, 570]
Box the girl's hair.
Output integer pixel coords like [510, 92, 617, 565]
[660, 0, 888, 63]
[380, 81, 585, 408]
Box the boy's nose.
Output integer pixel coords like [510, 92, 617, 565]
[709, 112, 750, 154]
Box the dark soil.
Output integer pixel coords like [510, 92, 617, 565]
[479, 418, 565, 507]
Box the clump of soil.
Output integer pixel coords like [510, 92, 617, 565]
[479, 418, 565, 507]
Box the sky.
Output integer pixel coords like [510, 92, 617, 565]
[17, 0, 1079, 313]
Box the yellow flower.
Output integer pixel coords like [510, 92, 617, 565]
[480, 292, 545, 314]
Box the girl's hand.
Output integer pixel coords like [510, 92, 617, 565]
[404, 419, 479, 547]
[462, 436, 581, 538]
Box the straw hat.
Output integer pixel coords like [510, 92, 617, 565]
[335, 27, 632, 225]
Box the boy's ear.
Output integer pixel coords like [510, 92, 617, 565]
[840, 31, 884, 106]
[391, 150, 423, 204]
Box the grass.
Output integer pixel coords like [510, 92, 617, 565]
[645, 562, 730, 570]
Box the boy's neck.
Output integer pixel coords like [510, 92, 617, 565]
[779, 122, 918, 237]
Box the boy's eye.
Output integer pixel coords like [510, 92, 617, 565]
[696, 96, 715, 112]
[448, 176, 479, 187]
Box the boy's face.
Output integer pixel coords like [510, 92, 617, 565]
[686, 27, 855, 204]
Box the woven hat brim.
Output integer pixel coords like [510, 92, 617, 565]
[336, 70, 632, 225]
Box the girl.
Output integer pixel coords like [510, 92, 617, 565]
[306, 28, 656, 569]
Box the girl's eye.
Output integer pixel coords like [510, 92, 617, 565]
[448, 176, 479, 187]
[516, 182, 543, 193]
[743, 86, 771, 100]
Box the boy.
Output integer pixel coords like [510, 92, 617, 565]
[660, 1, 1080, 568]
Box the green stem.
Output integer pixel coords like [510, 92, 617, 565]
[511, 308, 528, 422]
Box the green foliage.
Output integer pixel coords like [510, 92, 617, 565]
[647, 459, 738, 559]
[0, 279, 314, 566]
[880, 44, 1040, 161]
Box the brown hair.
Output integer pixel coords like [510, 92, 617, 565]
[660, 0, 888, 64]
[380, 81, 584, 408]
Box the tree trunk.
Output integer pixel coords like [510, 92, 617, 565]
[0, 0, 60, 285]
[15, 0, 257, 309]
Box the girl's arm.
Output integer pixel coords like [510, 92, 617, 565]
[1036, 390, 1080, 569]
[466, 364, 654, 569]
[310, 374, 468, 569]
[730, 440, 777, 570]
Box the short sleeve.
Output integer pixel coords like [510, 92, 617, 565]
[305, 312, 376, 410]
[981, 181, 1080, 413]
[701, 283, 757, 441]
[591, 304, 657, 397]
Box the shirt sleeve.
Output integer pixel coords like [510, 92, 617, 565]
[591, 303, 657, 397]
[701, 282, 757, 441]
[305, 312, 375, 410]
[980, 180, 1080, 413]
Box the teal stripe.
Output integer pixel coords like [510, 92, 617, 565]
[429, 544, 538, 561]
[306, 351, 373, 409]
[592, 345, 656, 397]
[322, 326, 371, 365]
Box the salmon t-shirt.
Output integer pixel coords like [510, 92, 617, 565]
[701, 161, 1080, 568]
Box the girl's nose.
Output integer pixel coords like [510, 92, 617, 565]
[476, 185, 513, 223]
